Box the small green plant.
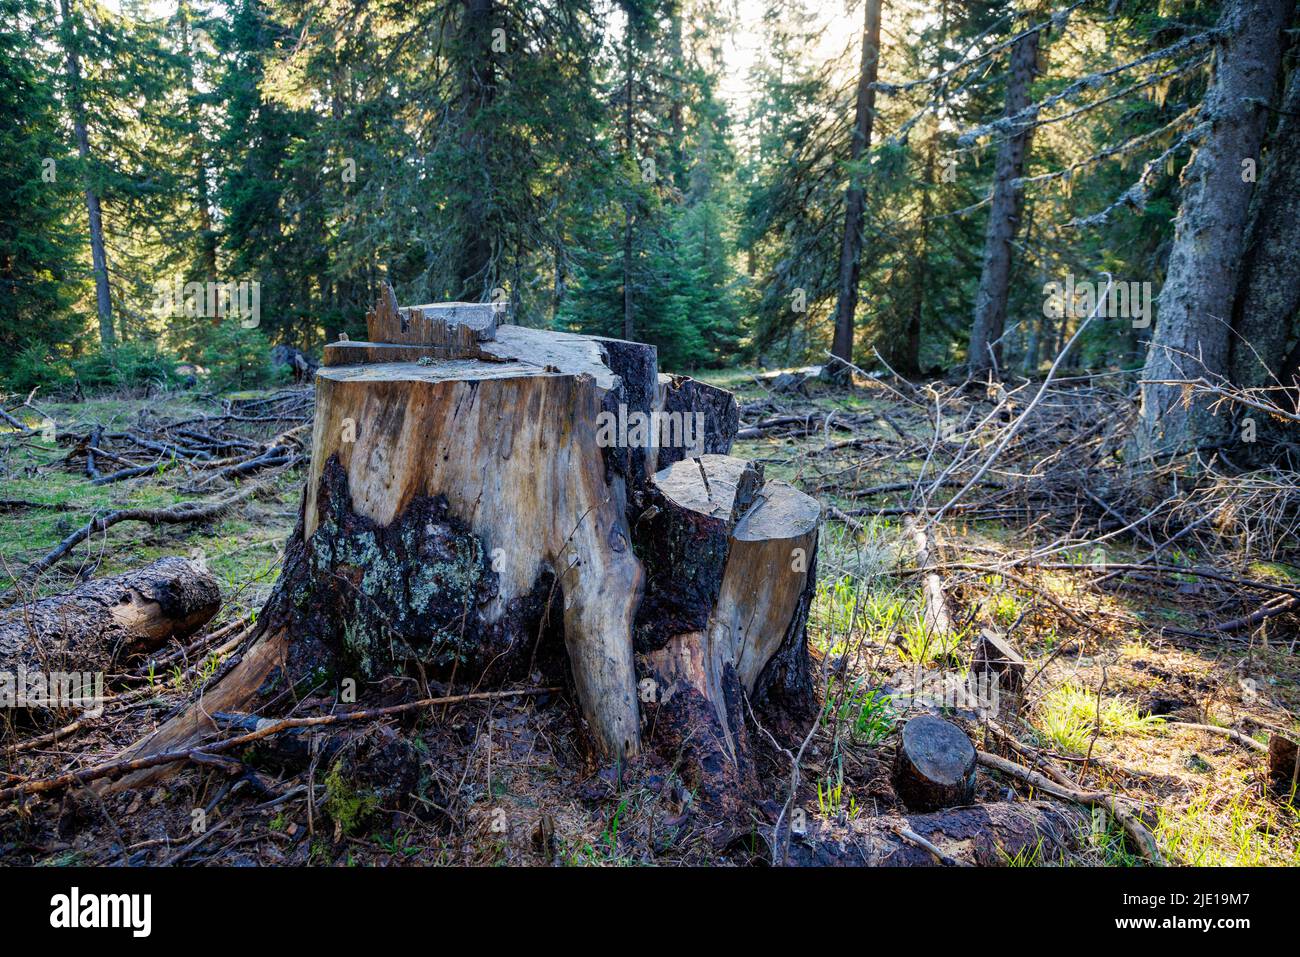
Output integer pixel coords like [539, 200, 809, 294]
[826, 678, 896, 744]
[602, 797, 630, 854]
[816, 769, 859, 820]
[1001, 837, 1046, 866]
[374, 828, 420, 858]
[198, 652, 221, 685]
[198, 321, 284, 392]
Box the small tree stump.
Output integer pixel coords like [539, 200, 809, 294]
[1269, 734, 1299, 797]
[634, 454, 819, 811]
[892, 715, 977, 811]
[971, 628, 1026, 714]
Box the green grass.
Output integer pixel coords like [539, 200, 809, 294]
[1001, 837, 1050, 866]
[1155, 787, 1300, 866]
[1088, 816, 1143, 867]
[896, 615, 966, 667]
[1032, 681, 1165, 755]
[0, 390, 300, 610]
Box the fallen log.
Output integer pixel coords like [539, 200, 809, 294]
[0, 557, 220, 680]
[780, 800, 1082, 866]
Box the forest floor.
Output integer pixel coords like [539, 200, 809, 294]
[1, 367, 1298, 866]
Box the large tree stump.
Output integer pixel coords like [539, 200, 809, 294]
[112, 290, 820, 804]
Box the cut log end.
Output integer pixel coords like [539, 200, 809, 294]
[892, 715, 978, 811]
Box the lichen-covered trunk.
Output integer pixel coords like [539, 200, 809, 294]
[1136, 0, 1290, 458]
[303, 362, 644, 757]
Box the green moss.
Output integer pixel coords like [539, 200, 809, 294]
[325, 763, 381, 836]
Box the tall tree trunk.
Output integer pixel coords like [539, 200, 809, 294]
[899, 133, 935, 378]
[180, 3, 217, 279]
[58, 0, 113, 347]
[829, 0, 883, 368]
[552, 242, 567, 321]
[967, 23, 1041, 378]
[622, 24, 635, 341]
[1136, 0, 1290, 457]
[1024, 245, 1046, 376]
[1229, 60, 1300, 391]
[667, 1, 685, 189]
[455, 0, 494, 300]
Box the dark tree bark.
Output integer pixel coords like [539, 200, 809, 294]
[897, 135, 935, 378]
[1136, 0, 1291, 456]
[968, 24, 1041, 378]
[829, 0, 883, 369]
[1229, 61, 1300, 391]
